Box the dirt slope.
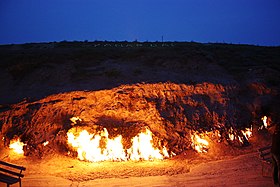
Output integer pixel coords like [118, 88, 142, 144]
[0, 42, 279, 186]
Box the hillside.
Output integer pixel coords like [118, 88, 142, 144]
[0, 41, 279, 186]
[1, 41, 279, 105]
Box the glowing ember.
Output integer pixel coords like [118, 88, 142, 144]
[43, 141, 49, 146]
[227, 127, 235, 141]
[191, 133, 209, 153]
[67, 127, 169, 162]
[260, 116, 268, 129]
[70, 116, 82, 125]
[9, 138, 25, 154]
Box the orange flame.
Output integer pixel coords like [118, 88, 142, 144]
[241, 127, 253, 140]
[9, 138, 25, 154]
[67, 127, 169, 162]
[259, 116, 268, 130]
[128, 128, 169, 160]
[70, 116, 82, 125]
[228, 126, 253, 144]
[191, 133, 209, 153]
[43, 141, 49, 146]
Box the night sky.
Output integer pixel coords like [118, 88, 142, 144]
[0, 0, 280, 46]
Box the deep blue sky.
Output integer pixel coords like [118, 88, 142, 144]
[0, 0, 280, 46]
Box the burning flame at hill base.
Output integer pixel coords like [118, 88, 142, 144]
[8, 116, 270, 160]
[9, 138, 25, 154]
[191, 133, 209, 153]
[67, 127, 169, 162]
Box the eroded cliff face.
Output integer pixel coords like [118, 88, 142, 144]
[0, 81, 276, 158]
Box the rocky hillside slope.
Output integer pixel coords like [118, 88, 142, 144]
[0, 41, 279, 157]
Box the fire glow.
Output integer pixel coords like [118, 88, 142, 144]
[9, 138, 25, 154]
[227, 126, 253, 144]
[191, 133, 209, 153]
[260, 116, 268, 129]
[191, 126, 253, 153]
[241, 127, 253, 141]
[7, 116, 257, 156]
[67, 127, 169, 162]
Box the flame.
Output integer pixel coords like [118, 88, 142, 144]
[70, 116, 82, 125]
[67, 127, 169, 162]
[259, 116, 268, 130]
[128, 128, 168, 160]
[241, 127, 253, 140]
[43, 141, 49, 146]
[227, 126, 253, 144]
[191, 133, 209, 153]
[228, 134, 235, 141]
[227, 127, 235, 141]
[9, 138, 25, 154]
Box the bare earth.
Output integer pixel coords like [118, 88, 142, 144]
[0, 145, 273, 187]
[75, 153, 272, 187]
